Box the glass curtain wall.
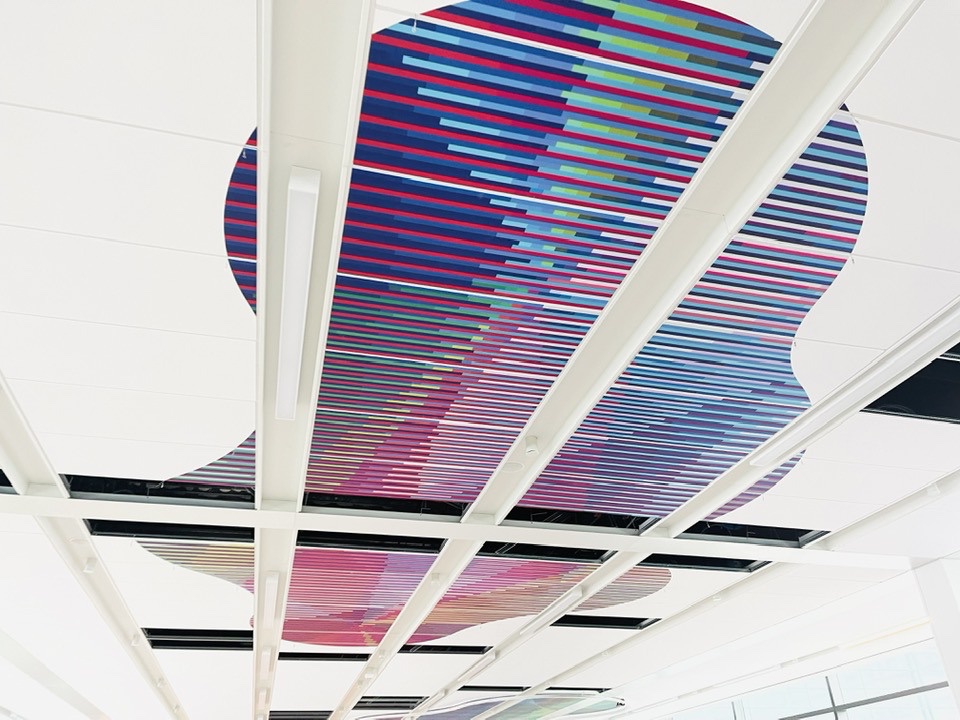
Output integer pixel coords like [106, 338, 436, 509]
[668, 640, 957, 720]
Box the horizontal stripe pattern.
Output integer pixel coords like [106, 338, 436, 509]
[224, 131, 257, 311]
[138, 542, 670, 647]
[172, 433, 256, 487]
[304, 0, 778, 503]
[521, 110, 866, 517]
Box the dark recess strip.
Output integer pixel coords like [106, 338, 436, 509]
[297, 530, 443, 554]
[639, 554, 767, 573]
[67, 474, 254, 505]
[88, 519, 254, 543]
[551, 615, 656, 630]
[144, 630, 488, 656]
[478, 541, 612, 563]
[354, 697, 425, 710]
[681, 521, 824, 547]
[461, 685, 610, 693]
[504, 506, 657, 531]
[303, 491, 466, 517]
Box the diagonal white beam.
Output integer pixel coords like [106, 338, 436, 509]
[0, 627, 107, 720]
[465, 0, 925, 523]
[252, 1, 375, 718]
[0, 372, 187, 718]
[406, 1, 927, 718]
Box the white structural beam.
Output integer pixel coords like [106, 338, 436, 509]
[0, 373, 186, 718]
[0, 627, 107, 720]
[424, 1, 927, 718]
[464, 0, 925, 524]
[328, 539, 483, 720]
[252, 1, 375, 719]
[0, 494, 915, 570]
[914, 559, 960, 710]
[408, 551, 651, 719]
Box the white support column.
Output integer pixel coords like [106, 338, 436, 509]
[915, 559, 960, 709]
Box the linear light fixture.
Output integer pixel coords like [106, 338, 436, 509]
[275, 166, 322, 421]
[261, 571, 281, 630]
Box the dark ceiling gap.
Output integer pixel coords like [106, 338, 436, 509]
[66, 474, 254, 505]
[864, 347, 960, 424]
[639, 554, 768, 573]
[86, 519, 254, 543]
[551, 615, 657, 630]
[303, 490, 467, 517]
[680, 520, 825, 547]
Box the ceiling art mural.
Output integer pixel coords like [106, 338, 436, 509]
[147, 0, 867, 654]
[173, 0, 867, 521]
[139, 540, 670, 646]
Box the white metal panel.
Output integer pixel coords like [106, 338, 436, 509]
[0, 0, 255, 141]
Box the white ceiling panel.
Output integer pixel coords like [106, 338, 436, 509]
[470, 627, 631, 688]
[29, 434, 247, 482]
[794, 256, 960, 351]
[846, 0, 960, 140]
[792, 339, 883, 406]
[0, 314, 254, 402]
[0, 226, 254, 338]
[0, 0, 255, 142]
[8, 379, 253, 473]
[805, 413, 960, 473]
[367, 654, 481, 695]
[721, 494, 883, 531]
[273, 661, 361, 711]
[94, 537, 254, 631]
[155, 650, 253, 720]
[0, 104, 248, 256]
[849, 119, 960, 272]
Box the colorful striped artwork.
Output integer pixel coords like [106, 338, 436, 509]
[521, 111, 866, 516]
[366, 693, 623, 720]
[224, 131, 257, 311]
[138, 541, 669, 646]
[185, 0, 867, 520]
[305, 0, 783, 504]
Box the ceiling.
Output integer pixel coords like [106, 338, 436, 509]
[2, 0, 960, 719]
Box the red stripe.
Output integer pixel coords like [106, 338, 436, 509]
[367, 61, 715, 141]
[363, 88, 706, 162]
[374, 32, 723, 116]
[428, 9, 742, 88]
[343, 219, 629, 277]
[350, 181, 652, 240]
[362, 113, 692, 184]
[357, 137, 679, 203]
[348, 200, 644, 256]
[509, 0, 749, 58]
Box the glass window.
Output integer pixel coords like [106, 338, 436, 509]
[844, 687, 959, 720]
[671, 702, 736, 720]
[831, 641, 947, 705]
[738, 675, 832, 719]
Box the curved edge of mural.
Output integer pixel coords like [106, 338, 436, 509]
[137, 541, 671, 647]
